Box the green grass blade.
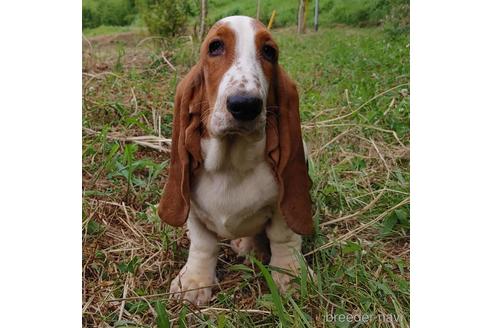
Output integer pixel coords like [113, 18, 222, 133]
[154, 301, 170, 328]
[251, 257, 290, 327]
[178, 305, 188, 328]
[289, 296, 311, 328]
[295, 250, 309, 300]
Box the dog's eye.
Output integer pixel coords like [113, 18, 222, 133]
[209, 40, 224, 56]
[262, 45, 276, 62]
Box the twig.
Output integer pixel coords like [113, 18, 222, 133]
[82, 294, 95, 314]
[108, 285, 217, 303]
[135, 36, 168, 48]
[302, 122, 407, 148]
[108, 277, 244, 303]
[82, 34, 93, 51]
[130, 87, 138, 115]
[198, 307, 271, 315]
[308, 106, 341, 122]
[83, 127, 171, 153]
[167, 306, 272, 324]
[312, 128, 352, 157]
[306, 83, 409, 125]
[161, 52, 176, 71]
[319, 188, 387, 227]
[118, 273, 130, 321]
[306, 197, 410, 256]
[383, 97, 396, 117]
[319, 137, 392, 227]
[82, 71, 128, 85]
[370, 138, 391, 175]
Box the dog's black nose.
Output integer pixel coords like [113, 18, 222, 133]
[226, 95, 262, 121]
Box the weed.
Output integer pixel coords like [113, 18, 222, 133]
[83, 23, 409, 327]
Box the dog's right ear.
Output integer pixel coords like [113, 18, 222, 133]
[265, 66, 313, 235]
[158, 65, 205, 227]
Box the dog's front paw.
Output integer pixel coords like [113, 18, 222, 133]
[269, 258, 315, 293]
[169, 267, 215, 306]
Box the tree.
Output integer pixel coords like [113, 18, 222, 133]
[199, 0, 208, 41]
[139, 0, 193, 37]
[314, 0, 319, 31]
[297, 0, 308, 34]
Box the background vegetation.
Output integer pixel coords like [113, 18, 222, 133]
[83, 0, 409, 327]
[83, 0, 409, 37]
[83, 0, 138, 29]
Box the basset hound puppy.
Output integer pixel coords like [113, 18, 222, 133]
[158, 16, 313, 305]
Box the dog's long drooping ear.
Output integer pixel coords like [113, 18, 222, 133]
[158, 65, 204, 227]
[266, 67, 313, 235]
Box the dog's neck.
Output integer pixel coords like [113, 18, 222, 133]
[201, 133, 266, 173]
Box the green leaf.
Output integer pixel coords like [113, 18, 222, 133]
[376, 281, 395, 297]
[229, 263, 255, 273]
[217, 313, 226, 328]
[380, 212, 398, 236]
[342, 241, 361, 254]
[334, 308, 350, 328]
[294, 251, 308, 300]
[289, 296, 312, 327]
[178, 305, 188, 328]
[155, 301, 170, 328]
[113, 320, 138, 327]
[395, 207, 410, 229]
[86, 219, 104, 235]
[251, 258, 289, 327]
[351, 157, 367, 170]
[118, 256, 141, 274]
[125, 301, 148, 314]
[95, 250, 105, 260]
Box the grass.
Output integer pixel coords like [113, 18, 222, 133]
[83, 25, 143, 37]
[83, 24, 409, 327]
[207, 0, 388, 28]
[83, 0, 405, 37]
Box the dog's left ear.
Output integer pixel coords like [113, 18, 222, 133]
[158, 65, 204, 227]
[266, 67, 313, 235]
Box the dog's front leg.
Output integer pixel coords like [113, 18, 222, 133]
[266, 211, 312, 293]
[170, 212, 218, 305]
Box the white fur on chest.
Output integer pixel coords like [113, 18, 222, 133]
[191, 135, 278, 239]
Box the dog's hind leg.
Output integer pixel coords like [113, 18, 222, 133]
[231, 231, 271, 263]
[230, 237, 255, 257]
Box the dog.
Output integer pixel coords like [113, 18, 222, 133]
[158, 16, 313, 305]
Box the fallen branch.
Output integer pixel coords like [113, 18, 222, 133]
[83, 127, 171, 153]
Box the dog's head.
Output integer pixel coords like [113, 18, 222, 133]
[158, 16, 313, 235]
[200, 16, 276, 138]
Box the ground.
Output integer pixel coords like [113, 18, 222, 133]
[83, 25, 409, 327]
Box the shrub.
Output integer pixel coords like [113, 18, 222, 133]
[320, 0, 408, 30]
[82, 0, 137, 29]
[328, 0, 386, 27]
[82, 6, 100, 29]
[138, 0, 195, 37]
[382, 0, 410, 38]
[97, 0, 137, 26]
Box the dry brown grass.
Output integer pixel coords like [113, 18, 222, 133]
[83, 26, 409, 327]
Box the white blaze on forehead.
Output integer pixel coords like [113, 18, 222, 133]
[217, 16, 268, 98]
[209, 16, 269, 136]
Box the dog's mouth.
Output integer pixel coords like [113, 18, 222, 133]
[223, 127, 249, 135]
[216, 124, 255, 137]
[221, 115, 267, 136]
[209, 102, 266, 138]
